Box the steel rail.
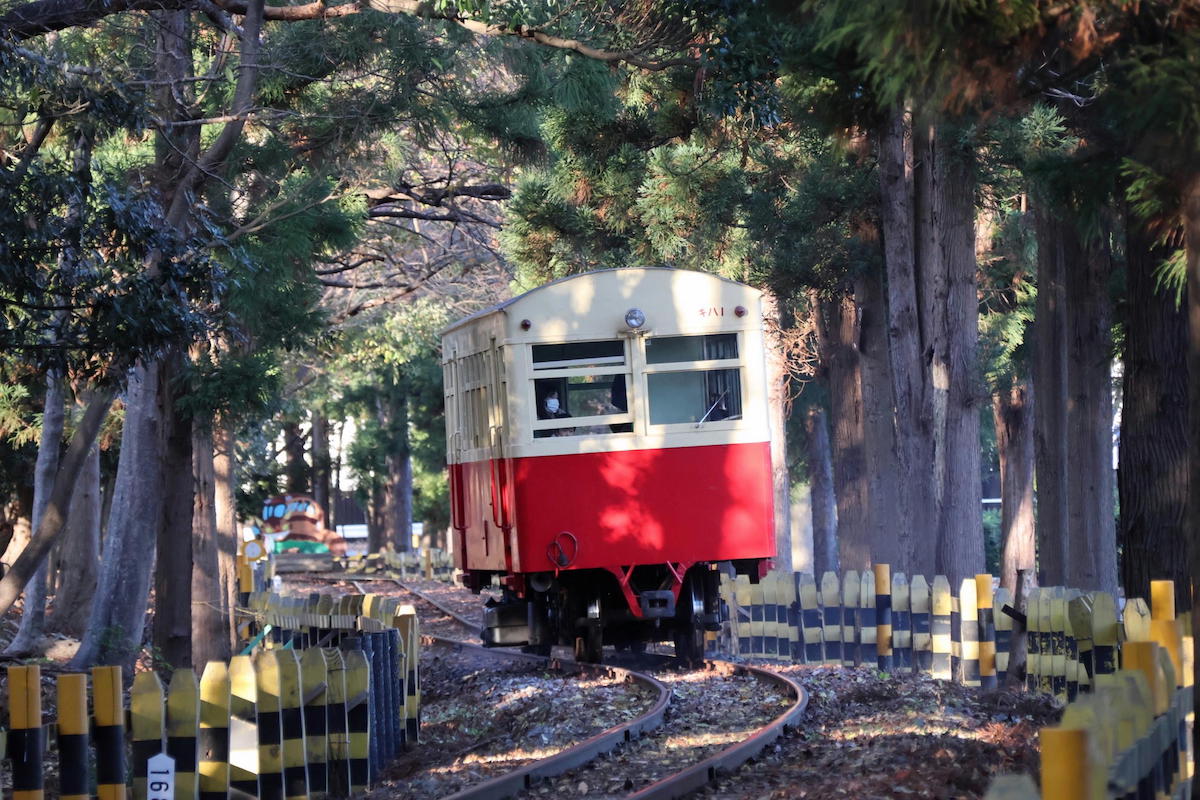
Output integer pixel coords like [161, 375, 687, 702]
[626, 662, 809, 800]
[369, 577, 810, 800]
[382, 579, 673, 800]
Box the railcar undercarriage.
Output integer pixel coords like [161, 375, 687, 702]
[472, 559, 768, 662]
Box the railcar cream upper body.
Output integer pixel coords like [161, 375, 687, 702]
[441, 267, 770, 463]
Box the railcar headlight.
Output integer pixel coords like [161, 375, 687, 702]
[624, 308, 646, 329]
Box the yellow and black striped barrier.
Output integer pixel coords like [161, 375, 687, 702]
[94, 665, 126, 800]
[56, 673, 88, 800]
[199, 661, 231, 800]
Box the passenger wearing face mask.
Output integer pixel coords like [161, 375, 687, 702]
[536, 389, 572, 437]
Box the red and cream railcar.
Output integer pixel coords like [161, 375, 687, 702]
[442, 268, 775, 660]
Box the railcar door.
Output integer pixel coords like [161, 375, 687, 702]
[486, 338, 516, 572]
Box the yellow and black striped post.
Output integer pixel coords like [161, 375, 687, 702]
[958, 577, 980, 687]
[395, 605, 422, 741]
[1149, 580, 1183, 682]
[1048, 591, 1067, 700]
[131, 670, 165, 800]
[749, 579, 765, 657]
[820, 571, 842, 666]
[1066, 593, 1093, 685]
[994, 587, 1012, 683]
[858, 568, 877, 666]
[325, 648, 352, 796]
[256, 649, 286, 800]
[734, 575, 752, 655]
[343, 646, 372, 793]
[198, 661, 231, 800]
[9, 665, 43, 800]
[798, 572, 823, 663]
[976, 574, 997, 690]
[1091, 592, 1119, 676]
[301, 648, 330, 797]
[910, 574, 932, 675]
[891, 572, 911, 674]
[760, 573, 777, 658]
[931, 576, 952, 680]
[842, 570, 860, 666]
[229, 654, 261, 797]
[1025, 588, 1042, 692]
[277, 649, 309, 800]
[1040, 727, 1093, 800]
[874, 564, 892, 672]
[93, 665, 126, 800]
[57, 673, 88, 800]
[167, 668, 201, 800]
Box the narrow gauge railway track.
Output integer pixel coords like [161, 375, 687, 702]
[382, 578, 809, 800]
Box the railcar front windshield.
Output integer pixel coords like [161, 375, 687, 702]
[528, 332, 746, 440]
[531, 339, 633, 438]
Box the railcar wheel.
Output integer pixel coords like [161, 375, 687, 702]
[674, 572, 707, 663]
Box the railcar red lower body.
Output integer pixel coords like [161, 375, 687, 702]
[448, 441, 774, 660]
[451, 441, 774, 573]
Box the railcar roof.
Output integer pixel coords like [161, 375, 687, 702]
[440, 267, 754, 335]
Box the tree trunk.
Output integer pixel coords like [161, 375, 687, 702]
[1032, 204, 1071, 586]
[1064, 234, 1117, 594]
[283, 419, 309, 494]
[214, 425, 240, 653]
[878, 105, 938, 576]
[857, 271, 905, 571]
[5, 374, 66, 655]
[68, 367, 161, 668]
[933, 145, 985, 583]
[1182, 171, 1200, 800]
[804, 406, 839, 578]
[367, 483, 387, 553]
[191, 421, 229, 666]
[815, 291, 870, 571]
[994, 381, 1035, 592]
[312, 411, 332, 522]
[762, 291, 794, 572]
[154, 352, 195, 672]
[46, 405, 101, 637]
[1119, 222, 1188, 608]
[384, 397, 412, 551]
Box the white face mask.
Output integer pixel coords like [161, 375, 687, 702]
[545, 398, 560, 413]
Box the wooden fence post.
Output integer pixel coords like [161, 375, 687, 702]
[976, 574, 997, 690]
[931, 576, 952, 680]
[131, 671, 166, 800]
[892, 572, 911, 674]
[994, 586, 1012, 684]
[959, 577, 980, 687]
[93, 665, 126, 800]
[300, 648, 330, 798]
[911, 575, 931, 675]
[798, 572, 824, 664]
[874, 564, 892, 672]
[842, 570, 860, 667]
[198, 661, 232, 800]
[229, 655, 261, 797]
[859, 568, 877, 666]
[167, 668, 201, 800]
[821, 571, 842, 666]
[56, 673, 88, 800]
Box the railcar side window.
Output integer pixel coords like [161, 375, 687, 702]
[644, 334, 742, 426]
[530, 340, 632, 438]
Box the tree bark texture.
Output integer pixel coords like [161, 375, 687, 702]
[804, 406, 839, 578]
[214, 425, 240, 653]
[47, 410, 101, 637]
[312, 411, 332, 521]
[993, 381, 1036, 592]
[815, 291, 870, 571]
[932, 144, 985, 583]
[878, 106, 938, 576]
[1032, 204, 1071, 586]
[68, 368, 160, 668]
[1182, 171, 1200, 797]
[155, 353, 195, 671]
[856, 272, 905, 570]
[5, 374, 65, 655]
[763, 291, 795, 573]
[1119, 223, 1188, 608]
[1065, 235, 1117, 594]
[191, 422, 230, 666]
[283, 420, 309, 494]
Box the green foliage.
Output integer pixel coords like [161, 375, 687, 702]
[982, 508, 1001, 575]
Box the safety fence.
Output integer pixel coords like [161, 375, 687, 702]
[985, 581, 1194, 800]
[3, 588, 421, 800]
[333, 546, 455, 581]
[720, 565, 1017, 687]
